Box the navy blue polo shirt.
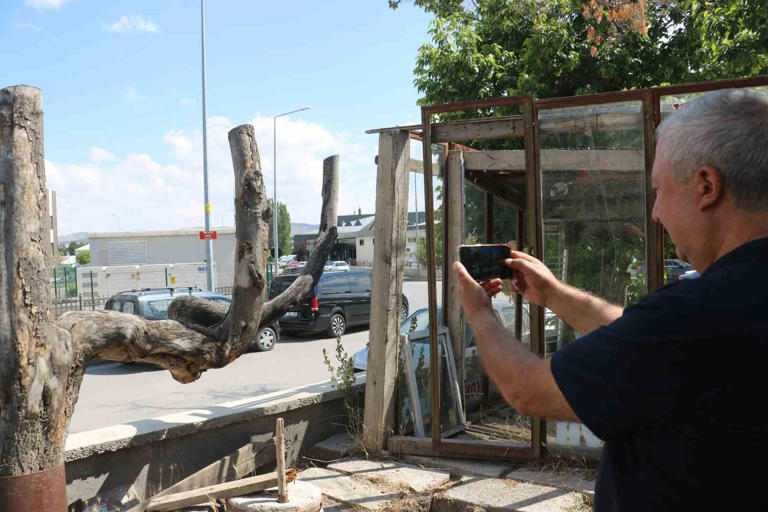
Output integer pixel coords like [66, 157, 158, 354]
[551, 237, 768, 511]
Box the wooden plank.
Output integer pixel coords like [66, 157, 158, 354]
[152, 440, 275, 498]
[462, 149, 644, 172]
[367, 110, 646, 138]
[407, 158, 440, 176]
[432, 116, 525, 142]
[364, 129, 410, 451]
[146, 472, 279, 511]
[538, 110, 643, 133]
[444, 151, 465, 396]
[388, 436, 535, 460]
[464, 170, 526, 211]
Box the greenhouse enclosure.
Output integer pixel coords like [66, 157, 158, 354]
[363, 75, 768, 461]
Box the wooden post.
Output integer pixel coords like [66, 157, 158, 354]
[0, 85, 70, 509]
[364, 129, 409, 452]
[275, 418, 287, 503]
[443, 150, 465, 392]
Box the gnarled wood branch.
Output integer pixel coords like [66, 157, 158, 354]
[57, 128, 339, 385]
[168, 155, 339, 330]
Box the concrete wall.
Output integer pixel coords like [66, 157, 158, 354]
[355, 235, 375, 266]
[88, 231, 236, 269]
[65, 377, 363, 511]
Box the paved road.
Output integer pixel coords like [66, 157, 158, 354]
[69, 280, 442, 433]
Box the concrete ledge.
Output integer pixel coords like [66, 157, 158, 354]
[66, 375, 364, 510]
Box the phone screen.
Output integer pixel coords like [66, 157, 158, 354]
[459, 244, 513, 281]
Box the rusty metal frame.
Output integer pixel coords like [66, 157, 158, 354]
[417, 94, 538, 460]
[388, 74, 768, 460]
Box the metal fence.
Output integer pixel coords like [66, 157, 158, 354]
[52, 296, 110, 317]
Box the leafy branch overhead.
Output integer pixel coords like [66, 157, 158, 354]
[390, 0, 768, 103]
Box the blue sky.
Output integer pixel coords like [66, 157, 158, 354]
[2, 0, 434, 234]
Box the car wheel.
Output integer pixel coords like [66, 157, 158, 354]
[400, 299, 409, 322]
[328, 313, 346, 338]
[253, 327, 277, 352]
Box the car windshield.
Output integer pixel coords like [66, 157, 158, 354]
[146, 299, 174, 319]
[269, 275, 299, 299]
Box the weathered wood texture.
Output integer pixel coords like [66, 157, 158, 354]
[443, 151, 465, 388]
[364, 130, 409, 451]
[163, 156, 338, 330]
[462, 149, 644, 172]
[0, 84, 341, 496]
[0, 85, 72, 478]
[146, 472, 279, 511]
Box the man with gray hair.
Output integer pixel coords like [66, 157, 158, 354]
[453, 88, 768, 511]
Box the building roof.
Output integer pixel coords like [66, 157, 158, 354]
[88, 227, 236, 239]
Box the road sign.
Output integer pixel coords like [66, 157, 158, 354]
[199, 230, 217, 240]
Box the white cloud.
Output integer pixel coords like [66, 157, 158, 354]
[49, 115, 379, 236]
[125, 85, 148, 111]
[26, 0, 67, 10]
[14, 22, 42, 32]
[90, 147, 116, 164]
[103, 15, 159, 34]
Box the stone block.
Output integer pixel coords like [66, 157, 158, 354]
[298, 467, 402, 511]
[505, 468, 595, 501]
[306, 434, 356, 462]
[400, 454, 511, 478]
[433, 477, 591, 512]
[328, 457, 451, 493]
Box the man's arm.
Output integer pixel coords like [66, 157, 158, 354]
[503, 251, 623, 335]
[464, 300, 580, 421]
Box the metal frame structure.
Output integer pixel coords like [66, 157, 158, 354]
[376, 74, 768, 460]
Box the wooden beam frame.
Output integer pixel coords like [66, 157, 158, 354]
[364, 129, 410, 452]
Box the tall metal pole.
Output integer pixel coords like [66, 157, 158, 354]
[273, 115, 278, 273]
[414, 171, 419, 269]
[201, 0, 215, 291]
[273, 106, 310, 272]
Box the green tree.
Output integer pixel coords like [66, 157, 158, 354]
[66, 241, 86, 255]
[390, 0, 767, 311]
[266, 201, 292, 257]
[390, 0, 767, 105]
[75, 250, 90, 265]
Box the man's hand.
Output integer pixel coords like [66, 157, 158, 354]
[453, 261, 497, 322]
[506, 251, 560, 308]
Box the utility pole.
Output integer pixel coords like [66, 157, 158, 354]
[200, 0, 215, 290]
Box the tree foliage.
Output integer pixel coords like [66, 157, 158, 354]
[266, 200, 292, 257]
[390, 0, 767, 105]
[75, 250, 90, 265]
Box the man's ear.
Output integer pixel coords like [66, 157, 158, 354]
[693, 165, 725, 211]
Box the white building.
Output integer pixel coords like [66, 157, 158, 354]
[86, 228, 236, 268]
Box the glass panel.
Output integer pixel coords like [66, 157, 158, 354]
[146, 299, 174, 319]
[396, 140, 446, 436]
[539, 100, 647, 455]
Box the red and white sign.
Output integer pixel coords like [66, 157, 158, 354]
[199, 230, 217, 240]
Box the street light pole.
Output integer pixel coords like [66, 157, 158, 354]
[201, 0, 215, 291]
[273, 106, 310, 272]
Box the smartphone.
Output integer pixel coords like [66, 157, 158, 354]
[458, 244, 513, 281]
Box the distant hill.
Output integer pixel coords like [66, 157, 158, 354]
[59, 232, 89, 245]
[291, 223, 319, 235]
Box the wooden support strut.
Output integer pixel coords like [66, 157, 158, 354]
[276, 418, 288, 503]
[363, 129, 410, 452]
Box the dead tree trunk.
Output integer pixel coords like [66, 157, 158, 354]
[0, 85, 338, 508]
[0, 85, 71, 508]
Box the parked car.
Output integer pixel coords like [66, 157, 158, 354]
[631, 259, 693, 282]
[680, 269, 700, 280]
[352, 301, 561, 371]
[323, 261, 335, 272]
[269, 269, 408, 337]
[352, 301, 525, 372]
[104, 287, 279, 352]
[332, 261, 350, 271]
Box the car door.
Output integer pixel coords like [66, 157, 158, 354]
[347, 271, 372, 325]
